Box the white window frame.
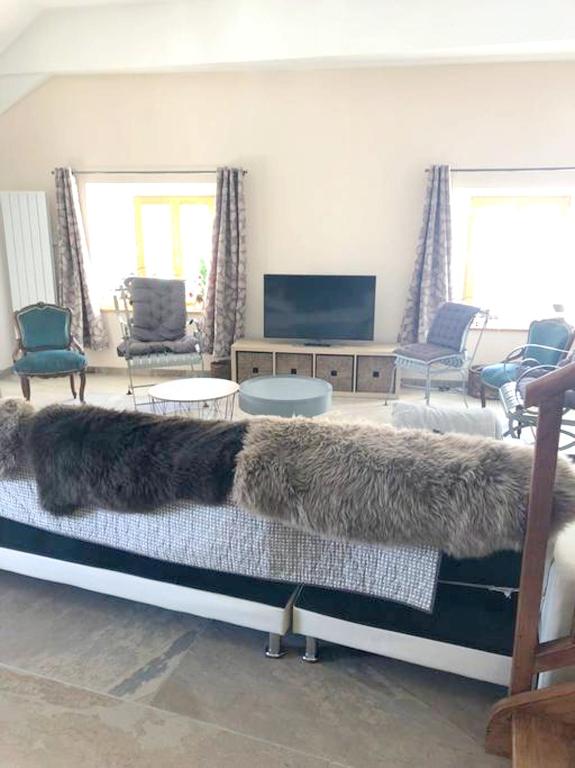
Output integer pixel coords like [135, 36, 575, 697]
[81, 179, 216, 310]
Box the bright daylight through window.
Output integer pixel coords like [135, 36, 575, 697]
[452, 189, 575, 328]
[84, 181, 216, 309]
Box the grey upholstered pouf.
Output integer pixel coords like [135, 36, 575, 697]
[239, 375, 332, 417]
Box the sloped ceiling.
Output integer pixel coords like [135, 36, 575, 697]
[2, 0, 575, 114]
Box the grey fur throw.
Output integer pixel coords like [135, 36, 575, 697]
[233, 418, 575, 558]
[0, 399, 34, 477]
[0, 400, 247, 515]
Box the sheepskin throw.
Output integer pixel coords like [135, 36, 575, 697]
[233, 418, 575, 559]
[15, 403, 247, 515]
[0, 399, 34, 478]
[3, 400, 575, 559]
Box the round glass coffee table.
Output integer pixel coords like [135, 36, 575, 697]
[148, 377, 239, 420]
[239, 375, 332, 417]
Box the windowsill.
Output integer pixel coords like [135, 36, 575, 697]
[474, 325, 529, 332]
[100, 306, 204, 315]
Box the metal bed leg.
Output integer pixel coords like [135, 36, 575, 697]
[265, 633, 287, 659]
[302, 636, 319, 663]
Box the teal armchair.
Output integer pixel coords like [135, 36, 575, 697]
[479, 318, 574, 407]
[12, 303, 87, 402]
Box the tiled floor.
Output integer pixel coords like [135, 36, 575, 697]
[0, 371, 520, 766]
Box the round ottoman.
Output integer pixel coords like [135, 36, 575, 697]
[239, 375, 332, 417]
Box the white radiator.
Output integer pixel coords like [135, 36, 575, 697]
[0, 191, 56, 310]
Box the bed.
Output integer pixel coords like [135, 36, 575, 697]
[2, 390, 574, 690]
[0, 471, 440, 658]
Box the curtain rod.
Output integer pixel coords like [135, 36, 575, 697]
[51, 168, 247, 176]
[426, 165, 575, 173]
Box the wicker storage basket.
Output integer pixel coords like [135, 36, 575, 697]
[210, 358, 232, 380]
[315, 354, 354, 392]
[275, 352, 313, 377]
[235, 351, 273, 383]
[467, 365, 498, 400]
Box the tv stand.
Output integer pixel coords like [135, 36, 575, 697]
[231, 339, 398, 397]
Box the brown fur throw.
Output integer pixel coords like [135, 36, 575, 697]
[233, 418, 575, 558]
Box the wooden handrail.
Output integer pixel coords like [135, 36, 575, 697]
[509, 358, 575, 696]
[524, 360, 575, 407]
[488, 355, 575, 761]
[510, 392, 566, 694]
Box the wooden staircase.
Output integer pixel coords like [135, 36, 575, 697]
[484, 362, 575, 765]
[486, 682, 575, 766]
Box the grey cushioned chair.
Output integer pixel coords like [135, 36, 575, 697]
[114, 277, 204, 402]
[394, 302, 488, 406]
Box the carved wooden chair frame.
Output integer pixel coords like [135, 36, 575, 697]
[13, 302, 87, 402]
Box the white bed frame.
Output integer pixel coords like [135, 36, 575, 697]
[2, 545, 574, 686]
[0, 547, 298, 656]
[293, 557, 575, 688]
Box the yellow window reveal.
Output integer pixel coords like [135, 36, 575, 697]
[134, 195, 215, 303]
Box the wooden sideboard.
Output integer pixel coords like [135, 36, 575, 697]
[231, 339, 398, 398]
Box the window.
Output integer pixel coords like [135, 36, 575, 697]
[84, 182, 215, 309]
[453, 188, 575, 328]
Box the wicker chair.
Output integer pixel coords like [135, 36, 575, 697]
[114, 277, 204, 402]
[480, 318, 574, 407]
[499, 353, 575, 450]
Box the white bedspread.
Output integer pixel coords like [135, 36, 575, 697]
[0, 473, 440, 611]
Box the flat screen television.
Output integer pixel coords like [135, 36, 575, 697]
[264, 274, 376, 341]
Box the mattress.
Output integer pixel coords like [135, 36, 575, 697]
[0, 473, 441, 611]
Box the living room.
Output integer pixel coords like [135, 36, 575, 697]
[2, 2, 575, 766]
[3, 63, 575, 373]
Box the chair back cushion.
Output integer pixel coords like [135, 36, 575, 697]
[525, 319, 573, 366]
[426, 302, 480, 352]
[126, 277, 187, 342]
[16, 304, 71, 351]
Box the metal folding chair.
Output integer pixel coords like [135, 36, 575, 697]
[114, 277, 204, 405]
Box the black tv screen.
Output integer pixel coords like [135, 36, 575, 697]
[264, 274, 376, 341]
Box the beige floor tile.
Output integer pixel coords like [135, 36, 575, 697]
[0, 571, 208, 700]
[150, 622, 506, 768]
[0, 663, 342, 768]
[379, 656, 507, 744]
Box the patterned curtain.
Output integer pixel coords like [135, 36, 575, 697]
[202, 167, 247, 360]
[54, 167, 108, 350]
[398, 165, 452, 344]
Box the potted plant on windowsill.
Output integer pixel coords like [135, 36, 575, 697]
[187, 258, 209, 310]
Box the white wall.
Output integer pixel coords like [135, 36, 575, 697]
[0, 238, 14, 371]
[1, 63, 574, 367]
[5, 0, 575, 79]
[0, 74, 47, 116]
